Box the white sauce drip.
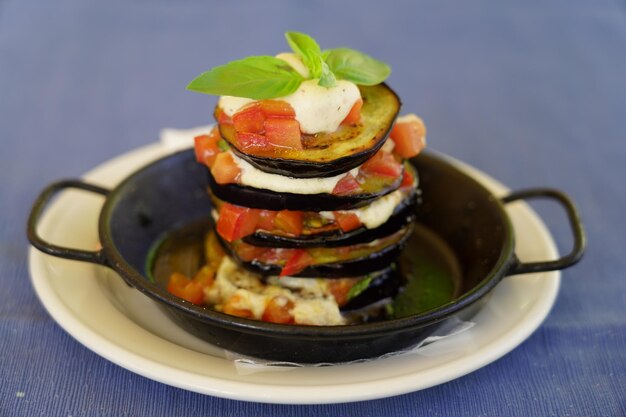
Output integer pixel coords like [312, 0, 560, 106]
[321, 189, 407, 229]
[232, 151, 359, 194]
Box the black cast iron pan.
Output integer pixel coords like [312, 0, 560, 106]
[27, 150, 586, 363]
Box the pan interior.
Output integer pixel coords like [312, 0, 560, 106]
[102, 150, 511, 321]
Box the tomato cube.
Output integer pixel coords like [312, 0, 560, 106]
[194, 129, 221, 167]
[400, 170, 414, 188]
[236, 132, 271, 152]
[259, 100, 296, 118]
[327, 278, 358, 307]
[262, 296, 295, 324]
[361, 151, 402, 178]
[264, 118, 302, 150]
[390, 115, 427, 158]
[256, 210, 277, 231]
[341, 98, 363, 125]
[233, 103, 265, 134]
[167, 272, 205, 305]
[280, 249, 314, 277]
[210, 152, 240, 184]
[333, 212, 362, 232]
[274, 210, 303, 236]
[332, 173, 362, 196]
[216, 203, 260, 242]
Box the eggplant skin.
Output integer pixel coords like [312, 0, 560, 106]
[219, 84, 401, 178]
[220, 224, 414, 278]
[207, 167, 403, 211]
[340, 266, 405, 312]
[243, 192, 418, 248]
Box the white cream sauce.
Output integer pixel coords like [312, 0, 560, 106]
[231, 151, 359, 194]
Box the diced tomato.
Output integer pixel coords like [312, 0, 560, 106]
[280, 249, 314, 277]
[259, 100, 296, 118]
[332, 173, 362, 196]
[341, 99, 363, 125]
[361, 151, 403, 178]
[264, 118, 302, 150]
[222, 294, 254, 319]
[333, 212, 362, 232]
[214, 107, 233, 125]
[327, 278, 358, 307]
[256, 210, 277, 231]
[400, 170, 414, 188]
[210, 152, 241, 184]
[216, 203, 260, 242]
[167, 272, 205, 305]
[390, 116, 426, 158]
[233, 103, 265, 134]
[262, 296, 295, 324]
[236, 132, 271, 151]
[194, 129, 221, 167]
[274, 210, 303, 236]
[235, 242, 268, 262]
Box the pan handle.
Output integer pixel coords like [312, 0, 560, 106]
[502, 188, 586, 275]
[27, 179, 110, 266]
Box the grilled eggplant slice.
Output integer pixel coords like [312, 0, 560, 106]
[207, 166, 404, 211]
[243, 192, 417, 248]
[340, 266, 404, 312]
[220, 224, 413, 278]
[217, 84, 401, 178]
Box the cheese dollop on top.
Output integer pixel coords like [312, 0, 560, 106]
[218, 54, 361, 134]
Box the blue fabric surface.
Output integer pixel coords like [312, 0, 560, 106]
[1, 0, 625, 415]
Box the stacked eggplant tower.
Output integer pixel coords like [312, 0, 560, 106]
[172, 33, 426, 325]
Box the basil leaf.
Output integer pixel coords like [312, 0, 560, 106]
[318, 61, 336, 87]
[186, 56, 303, 99]
[346, 275, 374, 301]
[325, 47, 391, 85]
[285, 31, 322, 78]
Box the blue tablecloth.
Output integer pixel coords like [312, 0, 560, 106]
[2, 1, 624, 415]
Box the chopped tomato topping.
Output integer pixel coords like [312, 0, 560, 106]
[232, 104, 265, 134]
[259, 100, 296, 118]
[333, 212, 362, 232]
[361, 151, 402, 178]
[341, 99, 363, 125]
[256, 210, 277, 232]
[390, 117, 426, 158]
[194, 129, 221, 167]
[262, 296, 295, 324]
[332, 173, 362, 195]
[274, 210, 303, 236]
[236, 132, 271, 151]
[327, 278, 358, 307]
[216, 203, 260, 242]
[210, 152, 241, 184]
[264, 118, 302, 150]
[400, 169, 414, 188]
[280, 249, 313, 277]
[167, 272, 205, 305]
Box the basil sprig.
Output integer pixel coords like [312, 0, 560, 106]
[187, 31, 391, 99]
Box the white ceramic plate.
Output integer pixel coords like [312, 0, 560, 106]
[29, 142, 560, 404]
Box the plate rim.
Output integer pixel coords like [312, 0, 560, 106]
[28, 142, 560, 404]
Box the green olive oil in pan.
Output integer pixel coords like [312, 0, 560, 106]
[147, 221, 461, 320]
